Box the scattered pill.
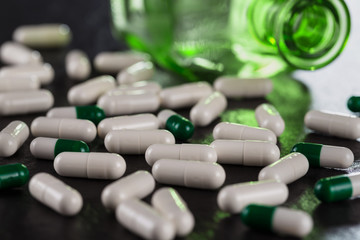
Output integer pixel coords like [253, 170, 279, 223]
[152, 159, 225, 189]
[94, 52, 146, 73]
[30, 137, 89, 160]
[29, 172, 82, 216]
[117, 61, 154, 84]
[347, 96, 360, 112]
[105, 81, 161, 95]
[0, 121, 29, 157]
[101, 170, 155, 209]
[0, 76, 40, 92]
[0, 63, 54, 85]
[65, 50, 91, 80]
[31, 117, 97, 143]
[0, 163, 29, 189]
[255, 103, 285, 136]
[0, 41, 42, 65]
[157, 109, 194, 140]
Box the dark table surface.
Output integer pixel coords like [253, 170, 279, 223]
[1, 1, 360, 240]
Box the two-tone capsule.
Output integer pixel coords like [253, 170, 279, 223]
[0, 41, 42, 65]
[0, 63, 54, 85]
[0, 163, 29, 189]
[157, 109, 194, 140]
[47, 105, 106, 125]
[0, 76, 40, 92]
[94, 52, 146, 73]
[0, 121, 29, 157]
[65, 50, 91, 80]
[255, 103, 285, 136]
[117, 61, 154, 84]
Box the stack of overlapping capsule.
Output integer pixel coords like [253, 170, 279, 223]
[1, 23, 360, 240]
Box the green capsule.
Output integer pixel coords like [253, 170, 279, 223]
[314, 175, 354, 202]
[347, 96, 360, 112]
[0, 163, 29, 189]
[291, 142, 322, 167]
[166, 114, 194, 140]
[54, 139, 90, 156]
[76, 105, 106, 125]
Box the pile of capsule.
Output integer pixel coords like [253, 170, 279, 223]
[1, 23, 360, 240]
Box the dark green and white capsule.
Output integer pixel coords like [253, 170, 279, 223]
[291, 142, 353, 168]
[241, 204, 313, 238]
[30, 137, 89, 160]
[347, 96, 360, 112]
[46, 105, 106, 125]
[0, 163, 29, 189]
[157, 109, 194, 140]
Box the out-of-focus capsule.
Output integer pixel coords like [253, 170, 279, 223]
[0, 163, 29, 189]
[105, 81, 161, 95]
[117, 61, 154, 84]
[0, 76, 40, 92]
[157, 109, 194, 140]
[255, 103, 285, 136]
[0, 121, 29, 157]
[65, 50, 91, 80]
[0, 63, 54, 85]
[347, 96, 360, 112]
[0, 41, 42, 65]
[94, 52, 146, 73]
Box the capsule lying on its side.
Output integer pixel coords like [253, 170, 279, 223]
[117, 61, 154, 84]
[0, 41, 42, 65]
[0, 163, 29, 189]
[47, 105, 106, 125]
[0, 121, 29, 157]
[0, 63, 54, 85]
[255, 103, 285, 137]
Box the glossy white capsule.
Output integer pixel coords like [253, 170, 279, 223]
[101, 170, 155, 209]
[258, 153, 309, 184]
[151, 187, 195, 237]
[255, 103, 285, 136]
[65, 50, 91, 80]
[145, 144, 217, 166]
[152, 159, 226, 189]
[54, 152, 126, 179]
[105, 81, 161, 95]
[105, 129, 175, 154]
[0, 63, 54, 85]
[29, 173, 82, 216]
[116, 198, 175, 240]
[117, 61, 154, 84]
[213, 122, 277, 144]
[0, 121, 29, 157]
[0, 41, 42, 65]
[67, 75, 116, 105]
[217, 180, 289, 213]
[13, 24, 72, 48]
[210, 140, 280, 166]
[214, 77, 273, 98]
[159, 82, 213, 109]
[0, 90, 54, 116]
[304, 110, 360, 140]
[0, 76, 40, 92]
[31, 117, 97, 143]
[94, 52, 146, 73]
[190, 91, 227, 127]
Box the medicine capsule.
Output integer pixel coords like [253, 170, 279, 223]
[210, 140, 279, 166]
[116, 198, 175, 240]
[54, 152, 126, 179]
[304, 110, 360, 140]
[94, 51, 146, 73]
[98, 113, 159, 138]
[117, 61, 154, 84]
[159, 82, 213, 109]
[0, 63, 54, 85]
[31, 117, 97, 143]
[255, 103, 285, 136]
[314, 173, 360, 202]
[217, 180, 288, 213]
[67, 75, 116, 105]
[241, 204, 313, 238]
[291, 142, 354, 168]
[46, 105, 106, 125]
[347, 96, 360, 112]
[145, 144, 217, 166]
[101, 170, 155, 209]
[0, 163, 29, 189]
[214, 77, 273, 98]
[30, 137, 89, 160]
[29, 173, 82, 216]
[213, 122, 277, 144]
[105, 129, 175, 154]
[65, 50, 91, 80]
[151, 187, 195, 237]
[0, 41, 42, 65]
[157, 109, 194, 140]
[152, 159, 225, 189]
[13, 24, 72, 48]
[258, 153, 309, 184]
[0, 121, 29, 157]
[105, 81, 161, 95]
[0, 76, 40, 92]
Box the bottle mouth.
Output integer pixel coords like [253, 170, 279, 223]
[275, 0, 350, 70]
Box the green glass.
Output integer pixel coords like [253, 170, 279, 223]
[110, 0, 350, 81]
[76, 105, 106, 125]
[241, 204, 276, 231]
[314, 175, 353, 202]
[0, 163, 29, 189]
[54, 139, 90, 157]
[166, 114, 194, 140]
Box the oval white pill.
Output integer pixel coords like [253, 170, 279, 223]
[255, 103, 285, 136]
[0, 76, 40, 92]
[0, 63, 54, 85]
[0, 41, 42, 65]
[94, 52, 146, 73]
[117, 61, 154, 84]
[105, 81, 161, 96]
[0, 121, 29, 157]
[65, 50, 91, 80]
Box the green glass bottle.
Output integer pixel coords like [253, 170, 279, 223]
[110, 0, 350, 81]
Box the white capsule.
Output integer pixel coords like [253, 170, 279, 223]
[65, 50, 91, 80]
[151, 187, 195, 237]
[31, 117, 97, 143]
[305, 110, 360, 140]
[67, 75, 116, 105]
[213, 122, 277, 144]
[13, 24, 72, 48]
[190, 91, 227, 127]
[0, 63, 54, 85]
[116, 198, 175, 240]
[117, 61, 154, 84]
[152, 159, 226, 189]
[0, 41, 42, 65]
[105, 81, 161, 96]
[54, 152, 126, 179]
[97, 92, 160, 116]
[160, 82, 213, 109]
[94, 52, 146, 73]
[0, 76, 40, 92]
[101, 170, 155, 209]
[0, 90, 54, 116]
[210, 140, 279, 166]
[46, 107, 76, 118]
[145, 144, 217, 166]
[214, 77, 273, 98]
[0, 121, 29, 157]
[105, 129, 175, 154]
[255, 103, 285, 136]
[28, 173, 82, 216]
[217, 180, 288, 213]
[258, 153, 309, 184]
